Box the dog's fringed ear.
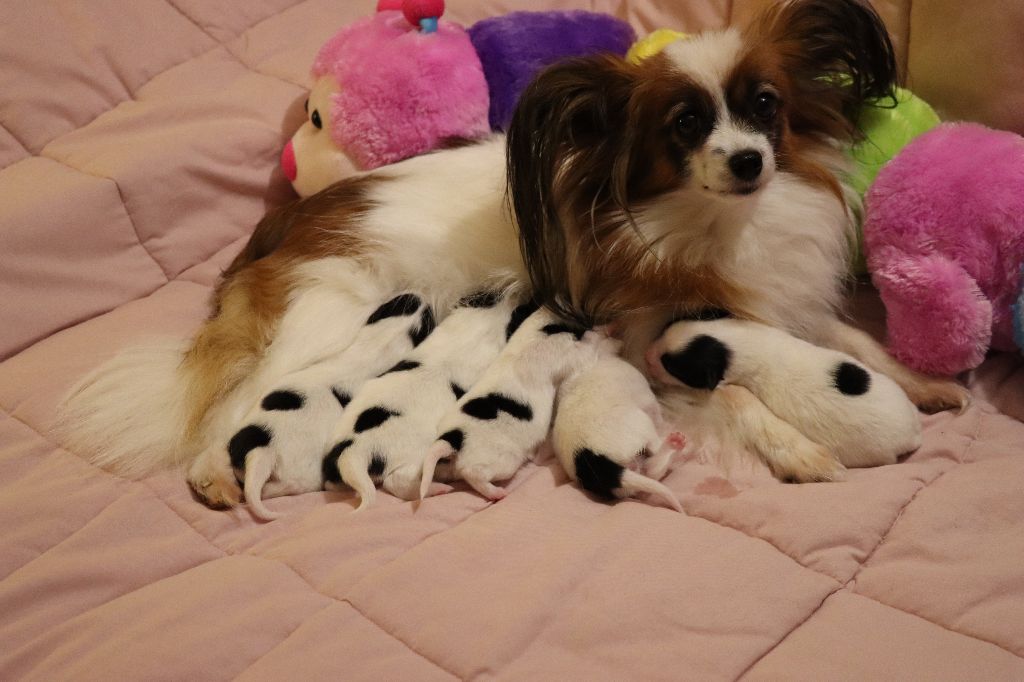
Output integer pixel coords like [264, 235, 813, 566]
[506, 55, 635, 327]
[751, 0, 899, 141]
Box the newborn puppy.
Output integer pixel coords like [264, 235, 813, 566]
[219, 292, 434, 520]
[323, 290, 520, 510]
[420, 307, 599, 501]
[647, 317, 922, 470]
[553, 347, 686, 511]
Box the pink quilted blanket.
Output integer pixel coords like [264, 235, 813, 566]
[2, 1, 1023, 679]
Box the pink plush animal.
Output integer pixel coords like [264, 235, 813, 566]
[280, 0, 489, 196]
[864, 122, 1024, 376]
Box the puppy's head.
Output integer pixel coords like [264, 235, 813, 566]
[507, 0, 897, 324]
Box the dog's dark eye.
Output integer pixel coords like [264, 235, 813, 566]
[753, 91, 778, 121]
[676, 111, 700, 136]
[311, 109, 322, 129]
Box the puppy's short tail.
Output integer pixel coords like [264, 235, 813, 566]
[55, 340, 192, 477]
[339, 452, 377, 511]
[244, 449, 282, 521]
[419, 441, 454, 500]
[619, 470, 683, 513]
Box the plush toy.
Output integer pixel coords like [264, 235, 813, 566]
[469, 11, 635, 131]
[864, 122, 1024, 376]
[280, 0, 489, 197]
[1014, 266, 1024, 352]
[282, 3, 635, 197]
[847, 88, 941, 271]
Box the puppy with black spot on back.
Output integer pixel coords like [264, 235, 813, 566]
[419, 306, 603, 502]
[210, 292, 434, 520]
[553, 338, 687, 512]
[322, 289, 523, 511]
[646, 316, 922, 478]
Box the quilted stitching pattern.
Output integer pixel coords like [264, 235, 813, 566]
[1, 1, 1023, 679]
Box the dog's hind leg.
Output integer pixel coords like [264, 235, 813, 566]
[820, 318, 970, 414]
[716, 385, 845, 483]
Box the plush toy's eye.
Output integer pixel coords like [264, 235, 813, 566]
[753, 90, 779, 121]
[311, 109, 322, 129]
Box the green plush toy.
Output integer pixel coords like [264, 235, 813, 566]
[848, 87, 941, 271]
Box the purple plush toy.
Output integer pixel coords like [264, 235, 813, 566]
[469, 11, 636, 131]
[864, 122, 1024, 376]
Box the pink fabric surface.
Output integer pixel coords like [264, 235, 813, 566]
[2, 0, 1024, 679]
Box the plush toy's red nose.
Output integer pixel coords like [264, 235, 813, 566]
[281, 140, 297, 182]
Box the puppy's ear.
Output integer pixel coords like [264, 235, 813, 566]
[506, 55, 635, 326]
[750, 0, 899, 141]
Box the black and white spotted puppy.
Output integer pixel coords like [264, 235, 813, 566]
[218, 292, 434, 520]
[322, 290, 521, 510]
[647, 317, 922, 470]
[553, 345, 686, 512]
[419, 306, 601, 501]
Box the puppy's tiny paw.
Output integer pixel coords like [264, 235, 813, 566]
[666, 431, 687, 450]
[424, 482, 454, 497]
[465, 478, 508, 501]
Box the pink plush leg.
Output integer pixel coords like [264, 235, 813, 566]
[871, 250, 992, 375]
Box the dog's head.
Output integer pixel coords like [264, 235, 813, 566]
[507, 0, 897, 325]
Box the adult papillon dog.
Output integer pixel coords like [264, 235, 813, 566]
[59, 0, 967, 506]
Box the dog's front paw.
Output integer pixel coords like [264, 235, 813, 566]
[188, 447, 241, 508]
[767, 439, 846, 484]
[903, 376, 971, 414]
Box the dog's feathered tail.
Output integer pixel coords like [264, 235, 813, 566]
[55, 339, 193, 477]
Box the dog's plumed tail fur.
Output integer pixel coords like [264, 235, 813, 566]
[55, 339, 193, 477]
[244, 449, 282, 521]
[339, 452, 377, 512]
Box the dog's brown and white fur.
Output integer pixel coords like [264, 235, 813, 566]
[58, 0, 967, 507]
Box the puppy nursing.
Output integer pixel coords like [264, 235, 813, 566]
[322, 290, 520, 510]
[648, 317, 922, 471]
[420, 307, 600, 501]
[220, 292, 434, 519]
[59, 0, 963, 521]
[553, 348, 686, 512]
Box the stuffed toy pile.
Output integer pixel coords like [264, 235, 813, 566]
[282, 1, 634, 196]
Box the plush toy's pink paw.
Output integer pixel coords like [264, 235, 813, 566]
[872, 250, 992, 375]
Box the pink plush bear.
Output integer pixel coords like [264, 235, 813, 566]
[864, 122, 1024, 376]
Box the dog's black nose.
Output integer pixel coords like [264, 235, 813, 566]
[728, 150, 763, 182]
